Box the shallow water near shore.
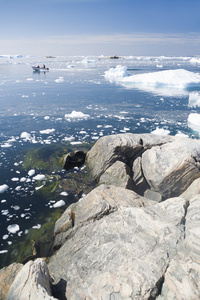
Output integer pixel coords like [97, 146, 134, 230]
[1, 54, 200, 268]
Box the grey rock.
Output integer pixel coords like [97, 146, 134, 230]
[180, 177, 200, 199]
[87, 134, 200, 199]
[52, 184, 155, 251]
[142, 137, 200, 199]
[144, 189, 162, 202]
[5, 258, 55, 300]
[86, 133, 175, 181]
[157, 195, 200, 300]
[99, 160, 134, 189]
[48, 196, 190, 299]
[0, 263, 23, 300]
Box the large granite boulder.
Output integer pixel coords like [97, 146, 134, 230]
[5, 258, 56, 300]
[48, 186, 199, 299]
[86, 134, 200, 200]
[0, 263, 23, 300]
[52, 184, 154, 251]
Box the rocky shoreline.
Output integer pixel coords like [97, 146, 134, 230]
[1, 133, 200, 300]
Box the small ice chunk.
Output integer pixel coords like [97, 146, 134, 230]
[40, 129, 55, 134]
[20, 177, 27, 182]
[53, 200, 65, 208]
[32, 224, 41, 229]
[0, 184, 9, 194]
[7, 224, 20, 234]
[44, 116, 50, 120]
[11, 177, 19, 182]
[35, 185, 44, 190]
[28, 169, 35, 177]
[151, 127, 170, 135]
[60, 191, 68, 196]
[55, 77, 64, 83]
[65, 110, 90, 119]
[0, 250, 8, 254]
[188, 113, 200, 133]
[20, 132, 31, 140]
[2, 234, 9, 240]
[33, 174, 46, 181]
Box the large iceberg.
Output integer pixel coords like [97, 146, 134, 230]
[105, 67, 200, 96]
[188, 113, 200, 134]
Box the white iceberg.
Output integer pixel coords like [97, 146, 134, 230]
[53, 200, 65, 208]
[105, 68, 200, 97]
[188, 113, 200, 134]
[65, 110, 90, 119]
[188, 92, 200, 108]
[0, 184, 9, 194]
[104, 65, 130, 82]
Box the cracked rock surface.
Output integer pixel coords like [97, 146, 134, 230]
[86, 133, 200, 200]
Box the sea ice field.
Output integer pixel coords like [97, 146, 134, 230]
[1, 54, 200, 267]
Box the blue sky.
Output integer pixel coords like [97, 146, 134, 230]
[1, 0, 200, 56]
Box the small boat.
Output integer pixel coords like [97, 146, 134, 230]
[32, 66, 49, 72]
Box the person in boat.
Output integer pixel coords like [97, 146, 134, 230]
[43, 65, 45, 69]
[37, 65, 40, 68]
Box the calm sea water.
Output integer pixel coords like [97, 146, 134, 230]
[0, 55, 200, 267]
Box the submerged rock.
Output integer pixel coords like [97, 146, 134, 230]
[63, 150, 86, 171]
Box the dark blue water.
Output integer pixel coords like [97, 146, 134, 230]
[0, 55, 200, 267]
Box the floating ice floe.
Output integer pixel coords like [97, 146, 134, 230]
[188, 113, 200, 134]
[105, 67, 200, 97]
[0, 184, 9, 194]
[60, 191, 68, 196]
[1, 143, 12, 148]
[7, 224, 20, 234]
[188, 92, 200, 108]
[32, 224, 41, 229]
[11, 177, 19, 182]
[32, 174, 46, 181]
[65, 110, 90, 119]
[28, 169, 35, 177]
[104, 65, 130, 82]
[151, 127, 170, 135]
[0, 250, 8, 254]
[53, 200, 65, 208]
[55, 77, 64, 83]
[20, 132, 31, 141]
[39, 128, 55, 134]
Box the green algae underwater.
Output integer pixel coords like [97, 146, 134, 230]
[0, 142, 96, 269]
